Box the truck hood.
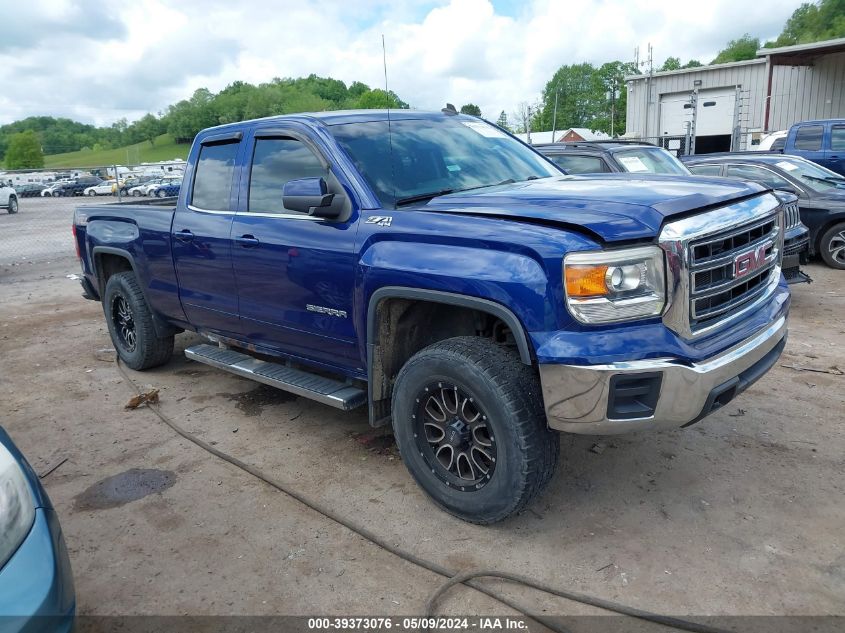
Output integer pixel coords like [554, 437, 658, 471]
[424, 174, 767, 242]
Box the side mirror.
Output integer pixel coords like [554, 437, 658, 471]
[283, 177, 338, 218]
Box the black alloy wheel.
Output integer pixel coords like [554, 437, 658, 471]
[112, 295, 137, 353]
[413, 382, 496, 490]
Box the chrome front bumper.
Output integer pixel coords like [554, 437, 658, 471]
[539, 316, 787, 435]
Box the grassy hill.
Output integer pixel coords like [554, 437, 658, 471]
[43, 134, 190, 168]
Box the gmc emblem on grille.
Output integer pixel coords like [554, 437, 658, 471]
[733, 242, 771, 279]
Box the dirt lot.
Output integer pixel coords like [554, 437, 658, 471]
[0, 199, 843, 622]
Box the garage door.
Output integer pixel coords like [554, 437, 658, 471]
[696, 88, 736, 136]
[659, 93, 694, 136]
[659, 87, 737, 136]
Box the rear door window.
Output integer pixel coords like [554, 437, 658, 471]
[192, 141, 240, 210]
[725, 164, 792, 190]
[794, 126, 823, 151]
[831, 125, 845, 151]
[688, 164, 722, 176]
[547, 154, 608, 174]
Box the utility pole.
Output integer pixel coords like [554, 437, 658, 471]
[526, 105, 532, 144]
[551, 88, 560, 142]
[609, 78, 618, 137]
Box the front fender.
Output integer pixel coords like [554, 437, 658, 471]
[357, 239, 551, 363]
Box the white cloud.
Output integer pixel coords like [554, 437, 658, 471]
[0, 0, 802, 126]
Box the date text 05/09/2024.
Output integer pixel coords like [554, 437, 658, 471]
[307, 617, 529, 631]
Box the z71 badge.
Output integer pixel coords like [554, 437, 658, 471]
[366, 215, 393, 227]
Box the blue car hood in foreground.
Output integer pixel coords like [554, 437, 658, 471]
[425, 174, 768, 242]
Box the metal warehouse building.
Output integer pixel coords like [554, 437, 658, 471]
[624, 37, 845, 154]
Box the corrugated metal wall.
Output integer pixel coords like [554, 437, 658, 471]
[768, 51, 845, 130]
[625, 60, 767, 138]
[626, 50, 845, 138]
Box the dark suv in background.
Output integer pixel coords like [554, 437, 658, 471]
[684, 153, 845, 270]
[536, 141, 691, 175]
[53, 176, 104, 197]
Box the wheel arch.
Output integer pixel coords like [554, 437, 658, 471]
[815, 215, 845, 253]
[92, 246, 180, 338]
[365, 286, 534, 427]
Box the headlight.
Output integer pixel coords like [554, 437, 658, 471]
[564, 246, 665, 324]
[0, 442, 36, 569]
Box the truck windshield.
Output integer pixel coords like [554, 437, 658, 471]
[613, 147, 690, 175]
[329, 117, 560, 208]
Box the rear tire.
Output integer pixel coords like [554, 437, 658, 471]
[391, 336, 559, 524]
[156, 189, 167, 198]
[819, 222, 845, 270]
[7, 197, 17, 214]
[103, 272, 174, 370]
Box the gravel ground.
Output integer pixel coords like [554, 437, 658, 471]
[0, 200, 843, 624]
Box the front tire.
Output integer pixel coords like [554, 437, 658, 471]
[86, 190, 96, 196]
[103, 272, 174, 370]
[819, 222, 845, 269]
[391, 336, 559, 524]
[156, 189, 167, 198]
[7, 197, 18, 214]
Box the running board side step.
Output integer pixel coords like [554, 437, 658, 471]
[184, 344, 366, 410]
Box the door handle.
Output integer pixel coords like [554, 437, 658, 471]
[236, 234, 260, 248]
[175, 229, 194, 242]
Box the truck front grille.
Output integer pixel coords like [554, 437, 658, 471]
[659, 194, 782, 340]
[783, 200, 801, 230]
[688, 217, 779, 329]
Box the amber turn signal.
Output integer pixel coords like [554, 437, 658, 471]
[565, 265, 609, 297]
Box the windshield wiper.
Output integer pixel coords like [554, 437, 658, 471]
[803, 174, 845, 185]
[394, 189, 455, 206]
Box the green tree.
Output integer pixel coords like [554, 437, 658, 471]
[536, 63, 603, 132]
[5, 130, 44, 168]
[348, 81, 370, 99]
[134, 113, 163, 146]
[660, 57, 681, 71]
[356, 89, 407, 109]
[459, 103, 482, 116]
[712, 34, 760, 63]
[767, 0, 845, 46]
[0, 74, 411, 153]
[683, 59, 704, 68]
[496, 111, 510, 131]
[534, 61, 636, 136]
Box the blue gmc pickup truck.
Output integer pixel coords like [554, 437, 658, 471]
[73, 110, 790, 523]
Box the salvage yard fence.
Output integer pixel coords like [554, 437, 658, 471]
[0, 162, 184, 268]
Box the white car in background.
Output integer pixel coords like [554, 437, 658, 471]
[129, 178, 180, 196]
[40, 181, 70, 197]
[83, 181, 116, 196]
[754, 130, 788, 151]
[127, 179, 162, 196]
[1, 182, 19, 213]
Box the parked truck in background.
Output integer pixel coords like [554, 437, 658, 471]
[1, 182, 18, 214]
[781, 119, 845, 176]
[73, 111, 790, 523]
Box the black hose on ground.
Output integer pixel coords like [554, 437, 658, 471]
[115, 358, 733, 633]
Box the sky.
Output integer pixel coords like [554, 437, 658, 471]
[0, 0, 804, 127]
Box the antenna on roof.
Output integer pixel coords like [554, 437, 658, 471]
[382, 34, 396, 207]
[441, 103, 458, 115]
